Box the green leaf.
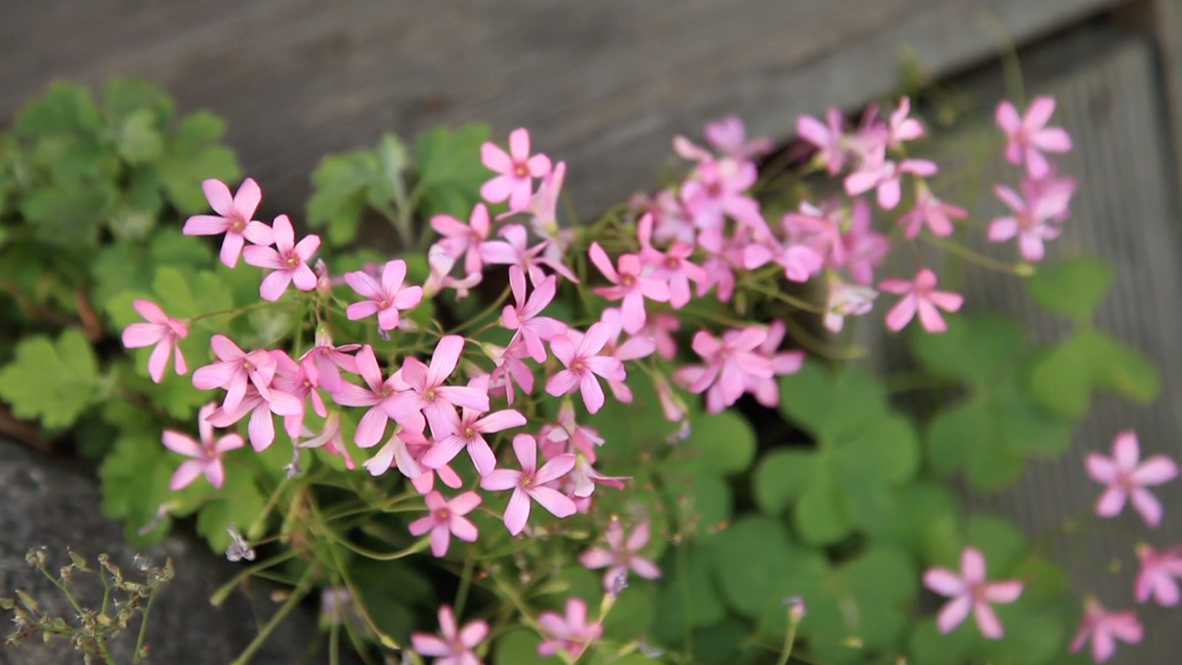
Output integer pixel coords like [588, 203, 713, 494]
[835, 414, 919, 487]
[712, 516, 797, 617]
[753, 449, 817, 515]
[794, 462, 853, 545]
[1028, 330, 1160, 419]
[494, 629, 558, 665]
[779, 359, 888, 440]
[307, 150, 382, 246]
[99, 429, 177, 544]
[680, 411, 756, 475]
[116, 108, 165, 165]
[102, 78, 174, 127]
[0, 329, 100, 429]
[91, 230, 213, 314]
[911, 314, 1027, 386]
[963, 514, 1027, 575]
[195, 468, 267, 552]
[868, 482, 961, 564]
[1026, 257, 1114, 318]
[15, 82, 103, 138]
[908, 619, 976, 665]
[19, 183, 118, 247]
[414, 123, 492, 219]
[157, 111, 240, 213]
[651, 544, 728, 643]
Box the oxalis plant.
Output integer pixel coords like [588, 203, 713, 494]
[0, 77, 1175, 665]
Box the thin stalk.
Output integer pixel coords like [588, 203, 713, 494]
[229, 570, 316, 665]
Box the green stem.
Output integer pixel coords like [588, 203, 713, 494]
[230, 571, 316, 665]
[449, 286, 512, 335]
[131, 588, 158, 664]
[454, 557, 475, 618]
[210, 551, 299, 607]
[773, 613, 801, 665]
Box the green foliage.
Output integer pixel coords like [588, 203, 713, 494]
[1028, 329, 1160, 419]
[413, 123, 492, 219]
[0, 329, 101, 429]
[913, 315, 1074, 490]
[306, 124, 490, 250]
[1026, 257, 1114, 319]
[757, 360, 918, 545]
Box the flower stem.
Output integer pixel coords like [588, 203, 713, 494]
[229, 570, 315, 665]
[131, 588, 158, 664]
[773, 608, 801, 665]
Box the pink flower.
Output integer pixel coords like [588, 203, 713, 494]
[431, 204, 492, 277]
[480, 128, 551, 212]
[680, 158, 769, 236]
[1070, 600, 1142, 663]
[743, 239, 824, 283]
[996, 96, 1073, 178]
[1134, 544, 1182, 606]
[206, 386, 302, 452]
[344, 259, 423, 332]
[486, 340, 536, 406]
[411, 605, 488, 665]
[271, 350, 327, 438]
[923, 547, 1023, 639]
[541, 399, 605, 461]
[408, 491, 481, 558]
[545, 322, 627, 414]
[242, 215, 321, 301]
[594, 308, 657, 403]
[121, 299, 189, 383]
[748, 321, 805, 407]
[297, 412, 354, 470]
[886, 97, 925, 148]
[797, 108, 846, 174]
[514, 161, 566, 239]
[637, 215, 706, 309]
[502, 266, 566, 363]
[360, 429, 424, 480]
[479, 434, 576, 535]
[1086, 430, 1178, 527]
[823, 275, 878, 333]
[674, 328, 773, 413]
[588, 242, 670, 334]
[537, 598, 602, 659]
[987, 181, 1072, 261]
[422, 397, 527, 476]
[480, 224, 578, 284]
[182, 178, 273, 268]
[161, 403, 243, 490]
[567, 453, 629, 498]
[297, 329, 360, 394]
[879, 269, 963, 333]
[192, 335, 277, 414]
[839, 199, 889, 285]
[845, 147, 938, 210]
[898, 185, 966, 239]
[642, 312, 681, 361]
[704, 115, 773, 160]
[401, 335, 490, 437]
[579, 521, 661, 591]
[332, 345, 422, 446]
[783, 201, 846, 266]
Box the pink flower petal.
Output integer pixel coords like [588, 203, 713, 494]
[936, 596, 972, 634]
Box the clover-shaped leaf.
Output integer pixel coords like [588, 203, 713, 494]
[1026, 256, 1114, 319]
[1028, 329, 1160, 419]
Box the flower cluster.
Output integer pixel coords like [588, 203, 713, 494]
[121, 101, 1085, 664]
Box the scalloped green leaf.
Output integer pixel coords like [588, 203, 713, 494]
[0, 329, 101, 429]
[753, 449, 817, 515]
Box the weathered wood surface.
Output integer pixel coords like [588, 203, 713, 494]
[1, 0, 1121, 217]
[861, 28, 1182, 663]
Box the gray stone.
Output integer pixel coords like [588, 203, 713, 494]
[0, 438, 333, 665]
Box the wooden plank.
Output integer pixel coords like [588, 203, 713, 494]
[0, 0, 1121, 217]
[862, 30, 1182, 663]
